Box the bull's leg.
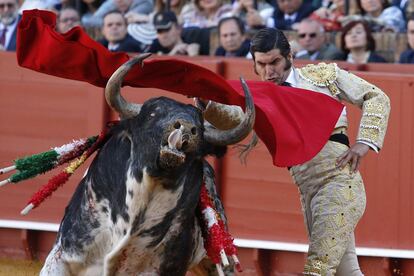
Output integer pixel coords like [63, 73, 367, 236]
[40, 243, 71, 276]
[103, 233, 132, 276]
[41, 240, 97, 276]
[189, 258, 215, 276]
[189, 258, 235, 276]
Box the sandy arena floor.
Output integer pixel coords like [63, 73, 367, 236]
[0, 259, 42, 276]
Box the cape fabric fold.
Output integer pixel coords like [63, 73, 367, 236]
[16, 9, 344, 167]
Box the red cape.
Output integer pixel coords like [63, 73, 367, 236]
[16, 10, 344, 167]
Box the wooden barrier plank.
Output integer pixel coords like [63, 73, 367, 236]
[0, 52, 107, 223]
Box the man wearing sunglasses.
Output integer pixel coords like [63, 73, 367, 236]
[0, 0, 19, 51]
[295, 18, 342, 61]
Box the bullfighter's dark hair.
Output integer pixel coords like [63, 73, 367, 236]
[249, 27, 291, 61]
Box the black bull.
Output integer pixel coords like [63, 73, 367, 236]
[40, 54, 255, 276]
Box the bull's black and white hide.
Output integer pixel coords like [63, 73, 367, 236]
[41, 98, 224, 275]
[40, 54, 255, 276]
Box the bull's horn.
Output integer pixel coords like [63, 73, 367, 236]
[204, 77, 255, 146]
[105, 53, 152, 119]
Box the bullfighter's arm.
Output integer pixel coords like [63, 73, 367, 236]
[335, 69, 391, 150]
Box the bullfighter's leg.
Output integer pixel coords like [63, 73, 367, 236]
[291, 141, 366, 276]
[303, 170, 365, 275]
[336, 234, 364, 276]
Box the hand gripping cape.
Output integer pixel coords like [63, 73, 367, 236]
[16, 10, 344, 167]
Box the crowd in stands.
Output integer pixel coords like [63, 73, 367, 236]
[1, 0, 414, 64]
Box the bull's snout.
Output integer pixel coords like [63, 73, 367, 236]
[168, 120, 199, 151]
[160, 120, 200, 169]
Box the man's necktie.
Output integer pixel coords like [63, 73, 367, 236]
[0, 27, 7, 47]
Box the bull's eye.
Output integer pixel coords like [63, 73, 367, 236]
[174, 122, 181, 129]
[191, 127, 197, 135]
[150, 113, 156, 117]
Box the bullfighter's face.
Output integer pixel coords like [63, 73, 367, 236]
[253, 48, 293, 84]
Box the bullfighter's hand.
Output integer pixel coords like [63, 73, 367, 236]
[336, 143, 370, 173]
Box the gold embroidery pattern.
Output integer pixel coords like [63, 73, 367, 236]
[291, 141, 366, 275]
[358, 95, 390, 147]
[304, 257, 329, 276]
[298, 63, 340, 96]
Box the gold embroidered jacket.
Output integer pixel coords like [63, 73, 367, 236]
[204, 63, 391, 150]
[297, 63, 390, 149]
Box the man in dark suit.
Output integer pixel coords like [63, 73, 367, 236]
[0, 0, 20, 51]
[99, 11, 145, 53]
[215, 16, 251, 58]
[399, 15, 414, 64]
[295, 18, 342, 61]
[271, 0, 316, 30]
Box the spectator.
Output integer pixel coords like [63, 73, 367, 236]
[0, 0, 20, 51]
[124, 0, 190, 25]
[215, 16, 251, 57]
[148, 11, 200, 56]
[57, 7, 82, 33]
[46, 0, 77, 11]
[295, 18, 342, 61]
[19, 0, 53, 12]
[268, 0, 316, 30]
[309, 0, 346, 31]
[154, 0, 188, 23]
[82, 0, 153, 28]
[99, 11, 145, 52]
[399, 14, 414, 63]
[124, 0, 190, 47]
[78, 0, 104, 24]
[181, 0, 233, 28]
[231, 0, 273, 30]
[340, 20, 386, 64]
[355, 0, 405, 32]
[392, 0, 410, 19]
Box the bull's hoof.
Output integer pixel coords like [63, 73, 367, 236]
[159, 146, 186, 169]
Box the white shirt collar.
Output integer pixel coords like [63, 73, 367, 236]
[284, 67, 297, 87]
[284, 12, 297, 21]
[108, 43, 120, 51]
